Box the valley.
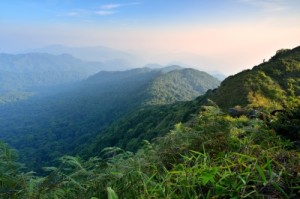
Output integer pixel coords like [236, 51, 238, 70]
[0, 65, 219, 173]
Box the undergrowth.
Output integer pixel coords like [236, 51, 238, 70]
[1, 106, 299, 198]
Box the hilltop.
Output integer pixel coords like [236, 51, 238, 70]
[210, 47, 300, 110]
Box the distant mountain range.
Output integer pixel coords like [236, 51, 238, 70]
[0, 52, 225, 104]
[25, 44, 143, 67]
[25, 44, 227, 80]
[0, 52, 144, 103]
[0, 53, 103, 91]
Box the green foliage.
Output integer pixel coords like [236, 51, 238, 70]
[271, 97, 300, 143]
[1, 104, 299, 198]
[107, 187, 119, 199]
[145, 69, 220, 105]
[0, 142, 34, 199]
[210, 46, 300, 110]
[84, 94, 207, 156]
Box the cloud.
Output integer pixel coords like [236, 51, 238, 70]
[95, 2, 140, 16]
[100, 4, 122, 10]
[62, 2, 141, 18]
[126, 2, 141, 6]
[59, 9, 86, 17]
[64, 12, 80, 16]
[100, 2, 141, 10]
[95, 10, 116, 16]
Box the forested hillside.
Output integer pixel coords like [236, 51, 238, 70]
[0, 52, 135, 104]
[82, 47, 300, 158]
[0, 67, 219, 173]
[82, 94, 209, 156]
[145, 69, 219, 105]
[0, 53, 105, 91]
[210, 47, 300, 109]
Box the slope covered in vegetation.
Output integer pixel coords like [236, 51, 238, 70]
[145, 69, 220, 105]
[0, 67, 219, 173]
[210, 47, 300, 109]
[82, 95, 208, 155]
[82, 46, 300, 158]
[1, 104, 299, 198]
[0, 53, 106, 104]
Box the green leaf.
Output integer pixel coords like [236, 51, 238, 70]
[200, 168, 218, 185]
[107, 187, 119, 199]
[255, 164, 267, 185]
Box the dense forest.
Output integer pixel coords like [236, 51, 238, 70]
[0, 67, 219, 173]
[0, 46, 299, 198]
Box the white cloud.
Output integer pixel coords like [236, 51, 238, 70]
[95, 10, 116, 16]
[100, 4, 122, 10]
[127, 2, 141, 6]
[100, 2, 141, 10]
[95, 2, 140, 16]
[65, 12, 80, 16]
[59, 10, 86, 17]
[62, 2, 140, 18]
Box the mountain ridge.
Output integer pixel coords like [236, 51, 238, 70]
[209, 46, 300, 110]
[24, 44, 143, 67]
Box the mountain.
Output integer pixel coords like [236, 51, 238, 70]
[0, 67, 219, 172]
[154, 65, 183, 73]
[83, 46, 300, 159]
[26, 44, 143, 68]
[0, 52, 138, 104]
[1, 47, 299, 198]
[209, 47, 300, 110]
[145, 67, 219, 105]
[3, 43, 299, 174]
[0, 53, 106, 91]
[80, 67, 219, 106]
[208, 71, 227, 81]
[143, 63, 164, 69]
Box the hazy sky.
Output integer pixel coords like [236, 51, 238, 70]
[1, 0, 300, 75]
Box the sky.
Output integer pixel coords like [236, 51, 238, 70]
[0, 0, 300, 75]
